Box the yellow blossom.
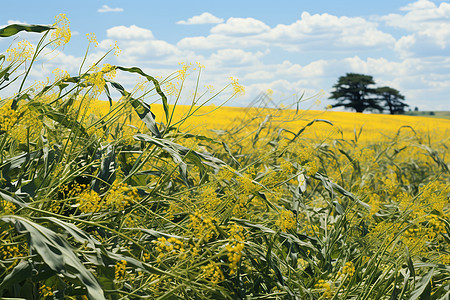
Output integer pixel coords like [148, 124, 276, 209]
[86, 32, 99, 47]
[39, 284, 54, 297]
[201, 262, 224, 285]
[113, 41, 121, 56]
[230, 77, 245, 96]
[105, 180, 139, 211]
[101, 63, 116, 80]
[115, 260, 127, 280]
[177, 62, 191, 81]
[0, 101, 19, 132]
[77, 189, 102, 213]
[52, 68, 70, 82]
[51, 14, 71, 46]
[276, 209, 296, 232]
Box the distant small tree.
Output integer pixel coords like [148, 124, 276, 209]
[375, 86, 408, 114]
[329, 73, 383, 113]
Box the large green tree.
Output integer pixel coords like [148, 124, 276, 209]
[375, 86, 408, 114]
[329, 73, 383, 113]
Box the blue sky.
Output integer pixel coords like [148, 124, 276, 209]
[1, 0, 450, 110]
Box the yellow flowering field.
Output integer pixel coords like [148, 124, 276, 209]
[0, 16, 449, 299]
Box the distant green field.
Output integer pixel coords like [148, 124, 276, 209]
[404, 111, 450, 119]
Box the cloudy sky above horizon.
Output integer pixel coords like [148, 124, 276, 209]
[2, 0, 450, 110]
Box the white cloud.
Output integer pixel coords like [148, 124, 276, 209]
[176, 12, 223, 25]
[178, 34, 264, 50]
[265, 12, 395, 51]
[106, 25, 154, 40]
[179, 12, 394, 51]
[208, 49, 266, 67]
[98, 5, 124, 13]
[381, 0, 450, 55]
[7, 20, 25, 25]
[211, 17, 270, 35]
[123, 40, 180, 57]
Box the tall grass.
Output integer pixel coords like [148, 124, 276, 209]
[0, 18, 449, 299]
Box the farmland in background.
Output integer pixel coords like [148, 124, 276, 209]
[1, 17, 449, 299]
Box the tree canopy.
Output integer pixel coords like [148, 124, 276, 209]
[375, 86, 408, 114]
[329, 73, 407, 114]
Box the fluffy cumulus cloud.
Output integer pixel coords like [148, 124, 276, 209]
[178, 13, 395, 51]
[381, 0, 450, 56]
[104, 5, 449, 109]
[207, 49, 266, 67]
[98, 5, 124, 13]
[6, 2, 447, 110]
[264, 12, 395, 51]
[211, 17, 271, 35]
[176, 12, 224, 25]
[106, 25, 154, 40]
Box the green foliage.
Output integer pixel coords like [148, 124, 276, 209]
[329, 73, 381, 113]
[376, 86, 408, 115]
[329, 73, 409, 114]
[0, 19, 449, 300]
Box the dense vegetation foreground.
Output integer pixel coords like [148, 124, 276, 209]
[1, 18, 449, 299]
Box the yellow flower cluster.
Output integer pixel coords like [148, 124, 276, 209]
[86, 63, 117, 95]
[177, 62, 191, 81]
[113, 41, 121, 56]
[276, 209, 296, 232]
[59, 183, 88, 199]
[0, 101, 19, 132]
[230, 77, 245, 96]
[425, 215, 446, 238]
[6, 40, 33, 63]
[86, 69, 105, 95]
[189, 211, 219, 242]
[338, 261, 355, 279]
[115, 260, 127, 280]
[197, 185, 220, 214]
[0, 244, 20, 260]
[304, 161, 318, 176]
[153, 236, 186, 263]
[216, 165, 235, 181]
[86, 32, 99, 47]
[0, 199, 16, 214]
[226, 223, 245, 275]
[201, 261, 225, 285]
[162, 81, 179, 96]
[105, 180, 139, 211]
[101, 64, 116, 81]
[77, 189, 102, 213]
[39, 284, 54, 297]
[314, 280, 333, 298]
[236, 174, 259, 194]
[51, 14, 71, 46]
[9, 104, 42, 143]
[52, 68, 70, 82]
[368, 193, 381, 216]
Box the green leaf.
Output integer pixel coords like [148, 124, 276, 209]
[92, 145, 116, 193]
[0, 24, 52, 37]
[410, 268, 434, 300]
[115, 66, 169, 123]
[0, 259, 33, 291]
[0, 189, 28, 208]
[406, 247, 415, 280]
[27, 100, 89, 137]
[134, 133, 226, 185]
[289, 119, 333, 144]
[107, 80, 161, 138]
[1, 216, 106, 300]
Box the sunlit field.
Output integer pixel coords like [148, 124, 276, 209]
[1, 16, 449, 299]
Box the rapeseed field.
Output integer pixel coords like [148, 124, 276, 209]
[0, 16, 449, 299]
